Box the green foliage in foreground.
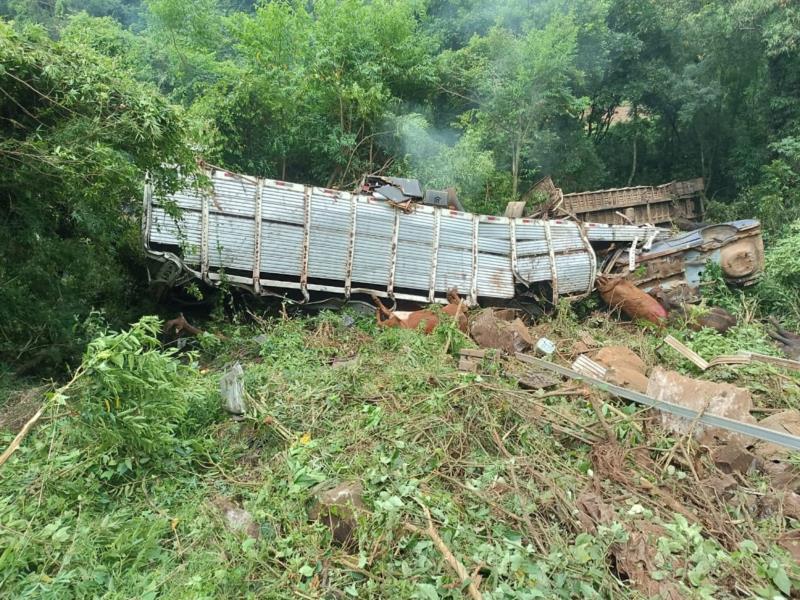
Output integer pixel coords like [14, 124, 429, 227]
[1, 0, 800, 374]
[1, 314, 799, 598]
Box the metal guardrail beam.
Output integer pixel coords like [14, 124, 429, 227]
[515, 353, 800, 451]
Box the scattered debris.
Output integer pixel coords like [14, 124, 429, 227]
[533, 175, 704, 226]
[576, 491, 682, 599]
[754, 410, 800, 463]
[663, 335, 709, 370]
[608, 220, 765, 303]
[702, 473, 738, 499]
[646, 367, 756, 444]
[460, 348, 487, 358]
[572, 355, 607, 379]
[737, 351, 800, 371]
[220, 362, 247, 420]
[663, 335, 800, 372]
[308, 482, 365, 550]
[458, 348, 486, 373]
[534, 337, 556, 356]
[751, 410, 800, 491]
[571, 340, 591, 355]
[611, 520, 683, 600]
[213, 497, 260, 539]
[596, 275, 667, 325]
[585, 346, 650, 392]
[571, 332, 598, 355]
[503, 201, 526, 218]
[518, 354, 800, 450]
[470, 309, 533, 354]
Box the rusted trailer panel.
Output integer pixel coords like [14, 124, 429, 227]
[534, 177, 705, 226]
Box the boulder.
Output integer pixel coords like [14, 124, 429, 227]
[470, 310, 533, 354]
[605, 366, 649, 393]
[595, 346, 647, 375]
[646, 367, 756, 444]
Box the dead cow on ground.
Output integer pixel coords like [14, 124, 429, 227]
[371, 288, 468, 334]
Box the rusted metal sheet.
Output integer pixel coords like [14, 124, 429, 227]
[143, 166, 664, 304]
[533, 176, 705, 226]
[605, 219, 765, 302]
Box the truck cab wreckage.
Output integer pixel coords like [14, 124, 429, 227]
[143, 166, 765, 307]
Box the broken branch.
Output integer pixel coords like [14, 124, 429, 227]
[403, 500, 483, 600]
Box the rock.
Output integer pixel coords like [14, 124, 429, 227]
[778, 530, 800, 563]
[213, 497, 260, 539]
[753, 410, 800, 463]
[470, 310, 533, 354]
[605, 366, 649, 393]
[458, 355, 481, 372]
[595, 346, 647, 375]
[711, 442, 760, 475]
[572, 341, 591, 355]
[757, 491, 800, 520]
[516, 370, 558, 390]
[750, 411, 800, 491]
[308, 482, 364, 550]
[702, 473, 738, 499]
[763, 462, 800, 492]
[646, 367, 757, 444]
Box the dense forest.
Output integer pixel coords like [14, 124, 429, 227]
[1, 0, 799, 367]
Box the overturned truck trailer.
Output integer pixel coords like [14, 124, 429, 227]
[143, 166, 666, 305]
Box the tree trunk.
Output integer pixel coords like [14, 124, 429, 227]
[511, 142, 521, 199]
[627, 136, 637, 186]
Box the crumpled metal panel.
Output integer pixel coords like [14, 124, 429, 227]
[607, 219, 765, 302]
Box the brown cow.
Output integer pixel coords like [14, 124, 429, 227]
[371, 288, 468, 334]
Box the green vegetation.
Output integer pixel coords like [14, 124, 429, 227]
[1, 1, 800, 597]
[2, 310, 799, 598]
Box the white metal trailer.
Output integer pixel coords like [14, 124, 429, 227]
[143, 166, 664, 304]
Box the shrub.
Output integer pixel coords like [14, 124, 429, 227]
[72, 317, 217, 480]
